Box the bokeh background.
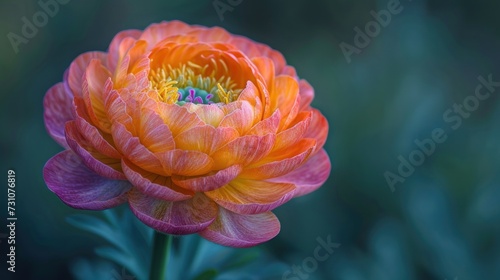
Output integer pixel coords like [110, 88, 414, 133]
[1, 0, 500, 279]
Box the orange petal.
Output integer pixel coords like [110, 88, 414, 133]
[270, 75, 300, 128]
[237, 81, 264, 123]
[138, 107, 175, 153]
[219, 101, 255, 135]
[274, 111, 311, 151]
[157, 103, 203, 136]
[184, 103, 225, 127]
[157, 149, 213, 176]
[247, 109, 280, 136]
[174, 125, 239, 155]
[205, 179, 295, 214]
[252, 57, 275, 93]
[83, 59, 113, 133]
[212, 134, 275, 170]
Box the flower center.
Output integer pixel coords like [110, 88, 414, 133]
[148, 62, 242, 105]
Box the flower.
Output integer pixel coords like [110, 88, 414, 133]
[43, 20, 330, 247]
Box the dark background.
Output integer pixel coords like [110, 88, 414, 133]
[1, 0, 500, 279]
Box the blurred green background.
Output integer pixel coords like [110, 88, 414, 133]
[1, 0, 499, 279]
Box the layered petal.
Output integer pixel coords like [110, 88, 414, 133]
[212, 134, 275, 169]
[122, 159, 193, 201]
[128, 190, 218, 234]
[43, 83, 74, 148]
[268, 149, 331, 197]
[65, 121, 126, 180]
[172, 165, 242, 192]
[205, 179, 295, 214]
[200, 208, 280, 248]
[44, 150, 131, 210]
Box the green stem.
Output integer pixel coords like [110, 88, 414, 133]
[150, 231, 173, 280]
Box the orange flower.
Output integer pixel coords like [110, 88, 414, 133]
[43, 21, 330, 247]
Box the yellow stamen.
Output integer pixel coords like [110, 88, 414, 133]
[148, 62, 243, 104]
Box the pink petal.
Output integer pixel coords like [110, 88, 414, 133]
[111, 122, 166, 175]
[200, 208, 280, 248]
[128, 190, 217, 235]
[67, 51, 107, 98]
[241, 140, 314, 179]
[122, 159, 192, 201]
[43, 150, 131, 210]
[205, 179, 295, 215]
[65, 121, 126, 180]
[140, 20, 194, 48]
[268, 149, 331, 197]
[172, 165, 242, 192]
[304, 109, 329, 154]
[298, 79, 314, 111]
[43, 83, 74, 148]
[74, 110, 121, 159]
[107, 29, 142, 71]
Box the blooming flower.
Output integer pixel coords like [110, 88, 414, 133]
[43, 21, 330, 247]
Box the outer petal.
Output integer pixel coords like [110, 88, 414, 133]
[65, 121, 126, 180]
[199, 208, 280, 248]
[121, 159, 193, 201]
[268, 149, 331, 197]
[241, 139, 314, 179]
[298, 79, 314, 111]
[304, 109, 329, 154]
[205, 179, 295, 215]
[128, 190, 218, 235]
[67, 51, 107, 98]
[44, 83, 74, 148]
[43, 150, 131, 210]
[107, 29, 142, 71]
[140, 20, 194, 48]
